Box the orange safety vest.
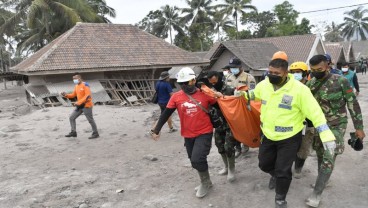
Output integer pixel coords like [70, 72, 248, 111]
[65, 82, 93, 108]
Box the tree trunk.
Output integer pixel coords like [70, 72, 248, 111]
[169, 26, 173, 44]
[235, 12, 238, 40]
[0, 48, 7, 90]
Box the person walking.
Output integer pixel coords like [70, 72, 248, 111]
[289, 62, 314, 178]
[225, 57, 257, 155]
[205, 71, 237, 182]
[243, 52, 336, 208]
[155, 71, 176, 132]
[305, 55, 365, 207]
[150, 67, 221, 198]
[61, 73, 99, 139]
[340, 62, 360, 96]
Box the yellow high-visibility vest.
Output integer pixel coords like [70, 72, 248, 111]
[247, 74, 335, 142]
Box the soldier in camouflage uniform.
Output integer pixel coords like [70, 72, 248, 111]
[225, 57, 256, 156]
[305, 55, 366, 207]
[205, 70, 238, 182]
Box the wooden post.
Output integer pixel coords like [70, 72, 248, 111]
[0, 48, 6, 90]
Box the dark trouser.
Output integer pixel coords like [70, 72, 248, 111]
[69, 107, 98, 134]
[184, 133, 213, 172]
[158, 103, 167, 114]
[214, 125, 237, 157]
[258, 131, 302, 200]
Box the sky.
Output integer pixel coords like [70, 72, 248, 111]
[105, 0, 368, 34]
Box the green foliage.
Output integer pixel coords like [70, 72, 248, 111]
[224, 27, 252, 40]
[324, 22, 343, 42]
[242, 11, 276, 38]
[339, 6, 368, 41]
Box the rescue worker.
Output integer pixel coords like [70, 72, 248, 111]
[340, 62, 360, 96]
[305, 55, 365, 207]
[205, 71, 237, 182]
[289, 62, 313, 178]
[150, 67, 221, 198]
[61, 73, 99, 139]
[225, 57, 256, 155]
[325, 54, 341, 75]
[243, 51, 336, 208]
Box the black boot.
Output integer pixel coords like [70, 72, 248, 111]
[275, 178, 291, 208]
[275, 194, 287, 208]
[65, 131, 77, 137]
[88, 132, 99, 139]
[294, 157, 306, 179]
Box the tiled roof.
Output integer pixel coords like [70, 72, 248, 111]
[324, 43, 344, 63]
[12, 23, 209, 74]
[222, 40, 280, 69]
[351, 40, 368, 59]
[248, 34, 318, 62]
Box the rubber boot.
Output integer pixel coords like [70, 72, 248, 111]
[275, 178, 291, 208]
[305, 171, 332, 207]
[294, 157, 305, 179]
[227, 156, 236, 182]
[218, 154, 228, 175]
[196, 170, 213, 198]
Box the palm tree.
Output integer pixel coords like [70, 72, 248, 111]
[211, 11, 235, 41]
[324, 21, 343, 42]
[181, 0, 214, 26]
[339, 6, 368, 41]
[0, 0, 115, 54]
[216, 0, 257, 39]
[153, 5, 184, 44]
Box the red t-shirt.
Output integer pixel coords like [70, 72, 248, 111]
[167, 89, 216, 138]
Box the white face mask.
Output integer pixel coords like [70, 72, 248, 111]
[73, 79, 79, 84]
[293, 72, 303, 81]
[342, 68, 349, 72]
[223, 71, 229, 76]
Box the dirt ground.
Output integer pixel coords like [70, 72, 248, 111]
[0, 76, 368, 208]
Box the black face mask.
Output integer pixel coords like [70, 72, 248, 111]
[181, 84, 197, 94]
[312, 71, 326, 79]
[268, 74, 283, 85]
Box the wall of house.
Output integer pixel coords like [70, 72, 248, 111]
[28, 72, 105, 85]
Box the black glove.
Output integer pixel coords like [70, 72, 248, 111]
[348, 132, 364, 151]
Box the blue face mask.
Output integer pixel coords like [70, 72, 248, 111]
[293, 73, 303, 81]
[73, 79, 79, 84]
[230, 68, 240, 75]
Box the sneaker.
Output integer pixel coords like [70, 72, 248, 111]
[168, 128, 177, 133]
[65, 131, 77, 137]
[88, 133, 99, 139]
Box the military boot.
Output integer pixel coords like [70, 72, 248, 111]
[294, 157, 306, 179]
[65, 131, 77, 137]
[218, 154, 228, 175]
[305, 171, 332, 207]
[227, 156, 236, 182]
[196, 170, 213, 198]
[275, 178, 291, 208]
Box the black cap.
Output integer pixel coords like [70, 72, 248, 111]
[228, 58, 242, 68]
[159, 71, 170, 80]
[348, 132, 364, 151]
[222, 65, 230, 70]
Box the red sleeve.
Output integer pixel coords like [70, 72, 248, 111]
[166, 93, 177, 109]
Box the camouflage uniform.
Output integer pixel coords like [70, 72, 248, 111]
[306, 73, 363, 174]
[296, 126, 314, 160]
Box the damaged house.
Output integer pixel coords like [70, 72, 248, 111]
[11, 23, 208, 107]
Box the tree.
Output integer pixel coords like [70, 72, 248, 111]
[0, 0, 115, 55]
[154, 5, 184, 44]
[136, 10, 163, 35]
[181, 0, 214, 25]
[339, 6, 368, 41]
[211, 10, 235, 41]
[265, 1, 312, 37]
[242, 11, 276, 38]
[324, 22, 343, 42]
[216, 0, 257, 39]
[224, 27, 252, 40]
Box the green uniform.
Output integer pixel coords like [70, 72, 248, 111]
[306, 73, 363, 173]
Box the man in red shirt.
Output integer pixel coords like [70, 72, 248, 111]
[151, 67, 219, 198]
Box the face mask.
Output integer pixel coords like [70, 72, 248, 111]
[342, 68, 349, 72]
[230, 68, 240, 75]
[312, 71, 326, 79]
[181, 84, 197, 94]
[293, 73, 303, 81]
[73, 79, 79, 84]
[223, 71, 229, 76]
[268, 74, 283, 85]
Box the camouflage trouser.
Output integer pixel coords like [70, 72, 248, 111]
[297, 127, 314, 159]
[312, 124, 347, 174]
[214, 123, 238, 158]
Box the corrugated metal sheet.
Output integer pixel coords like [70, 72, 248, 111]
[24, 84, 52, 98]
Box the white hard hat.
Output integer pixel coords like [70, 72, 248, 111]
[176, 67, 196, 83]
